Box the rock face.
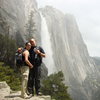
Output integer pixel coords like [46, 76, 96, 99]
[0, 0, 26, 43]
[92, 57, 100, 71]
[0, 81, 11, 100]
[0, 0, 41, 45]
[23, 0, 41, 44]
[40, 6, 100, 100]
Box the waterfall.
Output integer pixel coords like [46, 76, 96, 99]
[40, 13, 55, 75]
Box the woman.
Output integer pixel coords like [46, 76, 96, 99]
[21, 42, 33, 99]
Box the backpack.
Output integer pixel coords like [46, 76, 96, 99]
[15, 49, 24, 67]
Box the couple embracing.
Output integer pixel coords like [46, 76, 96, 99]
[18, 38, 46, 99]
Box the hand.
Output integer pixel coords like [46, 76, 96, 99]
[30, 65, 34, 69]
[35, 49, 41, 54]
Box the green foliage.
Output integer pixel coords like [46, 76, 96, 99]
[0, 34, 17, 67]
[0, 62, 21, 91]
[41, 71, 72, 100]
[0, 12, 22, 91]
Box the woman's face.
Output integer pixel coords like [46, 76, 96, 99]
[27, 43, 31, 50]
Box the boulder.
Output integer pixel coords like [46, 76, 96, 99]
[0, 81, 11, 100]
[0, 82, 51, 100]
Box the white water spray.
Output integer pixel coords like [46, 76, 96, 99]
[40, 13, 55, 75]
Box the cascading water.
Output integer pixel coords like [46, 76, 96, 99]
[40, 13, 56, 75]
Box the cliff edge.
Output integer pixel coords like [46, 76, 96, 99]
[0, 81, 51, 100]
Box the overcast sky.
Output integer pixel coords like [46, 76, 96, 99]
[37, 0, 100, 57]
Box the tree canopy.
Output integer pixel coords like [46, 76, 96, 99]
[0, 34, 17, 67]
[41, 71, 72, 100]
[0, 62, 21, 91]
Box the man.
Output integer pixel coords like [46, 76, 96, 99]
[27, 38, 46, 96]
[15, 47, 23, 68]
[20, 42, 33, 99]
[15, 47, 23, 70]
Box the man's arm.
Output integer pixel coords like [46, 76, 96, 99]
[35, 49, 46, 57]
[39, 52, 46, 57]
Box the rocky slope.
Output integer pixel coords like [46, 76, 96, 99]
[0, 81, 51, 100]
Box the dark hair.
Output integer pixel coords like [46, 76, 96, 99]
[25, 42, 30, 46]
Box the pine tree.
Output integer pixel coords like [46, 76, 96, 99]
[25, 11, 37, 40]
[41, 71, 72, 100]
[0, 34, 17, 67]
[0, 13, 17, 67]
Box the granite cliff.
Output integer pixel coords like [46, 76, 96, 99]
[40, 6, 100, 100]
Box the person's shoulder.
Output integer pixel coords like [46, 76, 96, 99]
[38, 46, 43, 49]
[23, 49, 29, 54]
[38, 46, 45, 53]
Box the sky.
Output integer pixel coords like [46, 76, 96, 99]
[37, 0, 100, 57]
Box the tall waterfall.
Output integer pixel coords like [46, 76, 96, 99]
[40, 13, 55, 75]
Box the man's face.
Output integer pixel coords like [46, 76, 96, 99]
[30, 39, 36, 46]
[18, 48, 22, 53]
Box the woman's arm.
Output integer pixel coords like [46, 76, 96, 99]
[23, 50, 33, 68]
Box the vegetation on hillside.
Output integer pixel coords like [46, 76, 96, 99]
[41, 71, 72, 100]
[0, 34, 21, 91]
[0, 34, 17, 67]
[0, 62, 21, 91]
